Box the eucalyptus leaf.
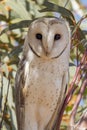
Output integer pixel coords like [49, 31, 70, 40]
[6, 0, 31, 20]
[69, 62, 76, 67]
[1, 64, 9, 77]
[9, 46, 23, 58]
[40, 1, 75, 21]
[0, 14, 7, 21]
[0, 34, 9, 43]
[0, 43, 9, 51]
[0, 20, 33, 35]
[0, 4, 8, 17]
[81, 39, 87, 48]
[83, 30, 87, 35]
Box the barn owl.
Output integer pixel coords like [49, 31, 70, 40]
[15, 17, 71, 130]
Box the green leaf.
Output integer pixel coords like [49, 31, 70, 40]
[0, 43, 9, 51]
[0, 4, 8, 17]
[0, 20, 33, 35]
[1, 64, 9, 77]
[0, 34, 9, 43]
[78, 28, 85, 40]
[83, 30, 87, 35]
[0, 14, 7, 21]
[81, 39, 87, 49]
[69, 62, 76, 67]
[9, 46, 23, 58]
[6, 0, 31, 20]
[40, 1, 75, 21]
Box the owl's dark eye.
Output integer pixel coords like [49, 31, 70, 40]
[36, 33, 42, 40]
[54, 34, 61, 40]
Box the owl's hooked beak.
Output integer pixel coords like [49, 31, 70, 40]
[43, 38, 53, 57]
[44, 45, 52, 57]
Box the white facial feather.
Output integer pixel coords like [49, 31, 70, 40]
[16, 17, 71, 130]
[24, 17, 71, 59]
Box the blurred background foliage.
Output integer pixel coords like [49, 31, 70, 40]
[0, 0, 87, 130]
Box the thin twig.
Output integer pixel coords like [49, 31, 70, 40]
[72, 15, 87, 36]
[64, 0, 70, 8]
[0, 64, 3, 110]
[70, 77, 87, 126]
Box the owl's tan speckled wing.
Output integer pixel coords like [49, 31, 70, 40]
[15, 56, 26, 130]
[46, 71, 69, 130]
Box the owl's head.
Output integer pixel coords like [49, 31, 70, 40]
[25, 17, 71, 59]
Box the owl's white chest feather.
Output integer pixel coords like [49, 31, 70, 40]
[23, 52, 68, 130]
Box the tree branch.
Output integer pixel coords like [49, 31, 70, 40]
[70, 77, 87, 127]
[56, 50, 87, 130]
